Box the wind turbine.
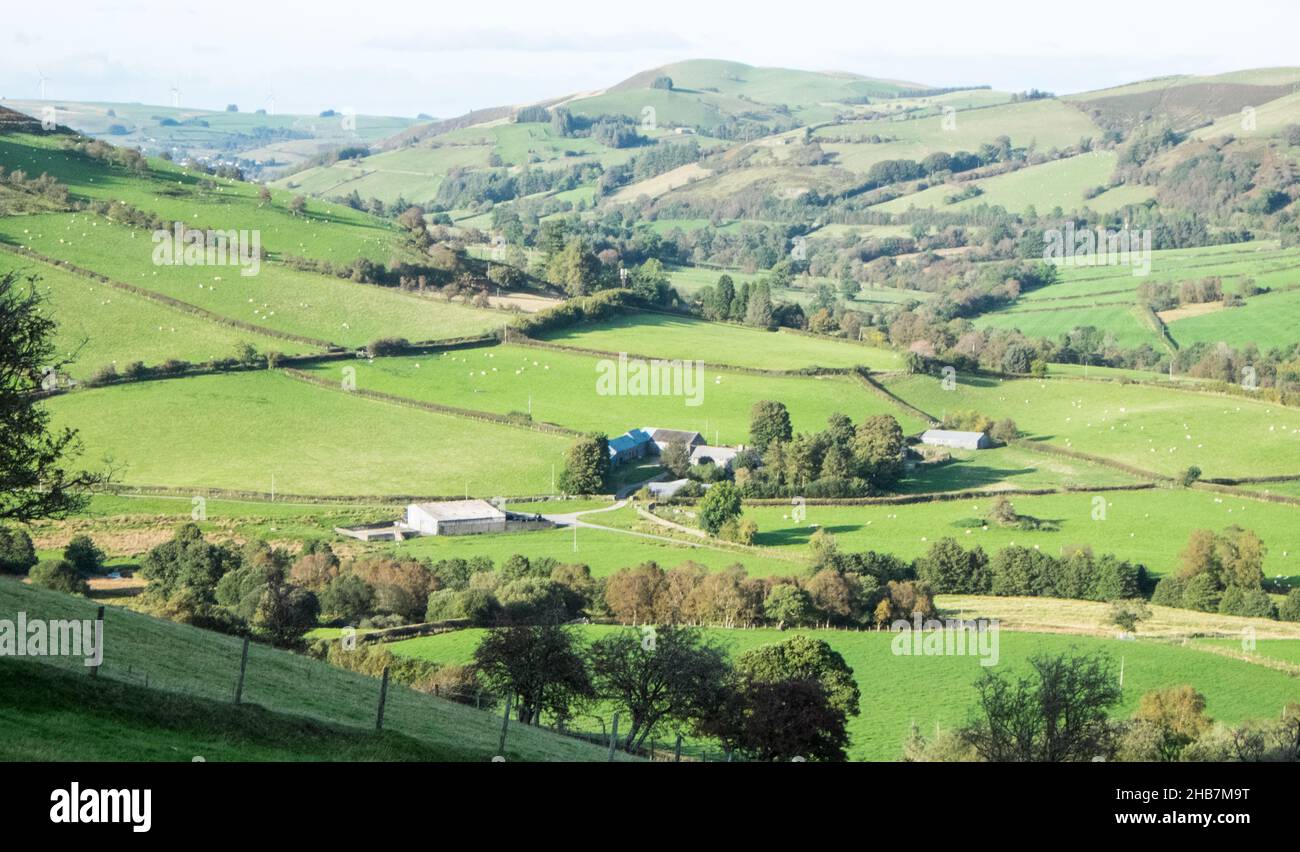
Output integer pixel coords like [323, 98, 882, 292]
[266, 83, 276, 116]
[36, 67, 49, 99]
[170, 80, 181, 109]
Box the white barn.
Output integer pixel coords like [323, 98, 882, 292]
[403, 500, 507, 536]
[690, 444, 740, 469]
[920, 429, 990, 450]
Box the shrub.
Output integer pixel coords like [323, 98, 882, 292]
[29, 559, 90, 595]
[1180, 573, 1221, 612]
[0, 527, 38, 574]
[63, 535, 107, 575]
[1150, 575, 1187, 607]
[1279, 589, 1300, 622]
[1218, 585, 1276, 619]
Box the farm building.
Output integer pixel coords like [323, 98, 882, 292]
[919, 429, 990, 450]
[402, 499, 507, 536]
[646, 427, 704, 453]
[690, 444, 740, 469]
[608, 429, 655, 464]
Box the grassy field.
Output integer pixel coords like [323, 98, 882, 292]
[884, 372, 1300, 479]
[815, 99, 1101, 176]
[45, 371, 572, 496]
[894, 444, 1140, 493]
[974, 302, 1161, 350]
[739, 487, 1300, 582]
[538, 313, 904, 371]
[0, 132, 404, 262]
[300, 343, 927, 441]
[875, 152, 1153, 215]
[1, 251, 292, 377]
[389, 622, 1300, 760]
[0, 212, 503, 348]
[388, 519, 804, 578]
[1167, 287, 1300, 349]
[0, 579, 626, 761]
[1022, 240, 1300, 303]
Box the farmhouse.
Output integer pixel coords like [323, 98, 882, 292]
[608, 426, 704, 464]
[646, 427, 704, 453]
[402, 499, 508, 536]
[608, 429, 655, 464]
[919, 429, 990, 450]
[690, 444, 740, 469]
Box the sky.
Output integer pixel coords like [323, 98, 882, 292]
[2, 0, 1297, 118]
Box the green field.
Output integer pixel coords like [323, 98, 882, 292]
[0, 212, 503, 348]
[0, 579, 624, 761]
[538, 313, 904, 371]
[1167, 287, 1300, 349]
[388, 519, 804, 578]
[1, 251, 292, 377]
[885, 372, 1300, 478]
[739, 488, 1300, 582]
[300, 343, 926, 441]
[974, 302, 1161, 349]
[0, 132, 405, 262]
[389, 623, 1300, 760]
[894, 444, 1140, 493]
[45, 371, 572, 496]
[875, 152, 1153, 215]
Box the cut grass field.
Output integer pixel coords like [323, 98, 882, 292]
[537, 312, 904, 371]
[45, 370, 572, 496]
[0, 212, 504, 348]
[389, 622, 1300, 761]
[0, 579, 626, 761]
[1, 251, 291, 378]
[884, 372, 1300, 479]
[301, 343, 927, 441]
[740, 487, 1300, 582]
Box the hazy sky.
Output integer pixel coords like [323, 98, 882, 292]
[2, 0, 1296, 117]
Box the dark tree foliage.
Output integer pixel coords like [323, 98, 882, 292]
[589, 625, 730, 753]
[959, 651, 1122, 762]
[0, 272, 106, 522]
[473, 623, 593, 726]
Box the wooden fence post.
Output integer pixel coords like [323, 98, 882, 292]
[233, 636, 250, 704]
[375, 666, 390, 730]
[90, 606, 104, 678]
[607, 712, 620, 762]
[497, 693, 513, 756]
[674, 734, 682, 763]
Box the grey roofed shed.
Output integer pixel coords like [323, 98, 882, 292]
[919, 429, 990, 450]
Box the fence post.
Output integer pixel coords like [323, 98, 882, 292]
[90, 606, 104, 678]
[233, 636, 250, 704]
[607, 712, 620, 762]
[497, 693, 513, 756]
[375, 666, 390, 731]
[675, 734, 682, 763]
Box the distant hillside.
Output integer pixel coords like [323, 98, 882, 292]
[1065, 67, 1300, 135]
[0, 98, 420, 177]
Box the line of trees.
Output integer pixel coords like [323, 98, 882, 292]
[474, 625, 859, 760]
